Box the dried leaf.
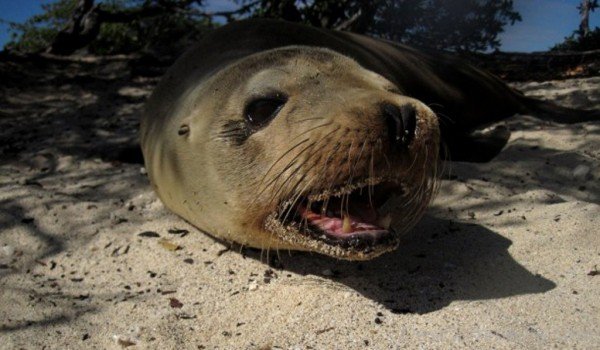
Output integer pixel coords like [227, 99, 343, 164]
[169, 297, 183, 308]
[168, 228, 189, 235]
[117, 338, 136, 348]
[158, 239, 181, 251]
[138, 231, 160, 238]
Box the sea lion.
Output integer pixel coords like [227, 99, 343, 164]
[140, 19, 598, 260]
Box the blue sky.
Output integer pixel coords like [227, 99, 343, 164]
[0, 0, 598, 52]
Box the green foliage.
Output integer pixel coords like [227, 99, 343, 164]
[4, 0, 211, 55]
[4, 0, 79, 52]
[88, 21, 139, 54]
[5, 0, 520, 54]
[88, 10, 209, 54]
[87, 0, 142, 54]
[240, 0, 521, 52]
[372, 0, 522, 51]
[551, 27, 600, 52]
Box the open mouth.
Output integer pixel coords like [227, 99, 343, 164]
[271, 178, 406, 255]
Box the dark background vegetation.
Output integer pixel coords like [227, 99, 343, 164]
[2, 0, 599, 58]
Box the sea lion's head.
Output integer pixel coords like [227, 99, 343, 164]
[141, 46, 440, 260]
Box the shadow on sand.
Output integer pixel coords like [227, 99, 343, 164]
[243, 214, 555, 314]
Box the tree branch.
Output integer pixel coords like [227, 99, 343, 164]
[334, 9, 362, 31]
[47, 0, 205, 55]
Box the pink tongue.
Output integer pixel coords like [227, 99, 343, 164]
[298, 205, 385, 237]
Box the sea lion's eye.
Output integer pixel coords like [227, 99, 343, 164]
[245, 97, 287, 129]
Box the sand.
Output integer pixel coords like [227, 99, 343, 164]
[0, 56, 598, 349]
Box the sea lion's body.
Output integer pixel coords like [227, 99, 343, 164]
[141, 19, 597, 260]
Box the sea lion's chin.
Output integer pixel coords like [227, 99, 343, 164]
[262, 176, 418, 260]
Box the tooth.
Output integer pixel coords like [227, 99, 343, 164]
[342, 215, 352, 233]
[378, 214, 392, 229]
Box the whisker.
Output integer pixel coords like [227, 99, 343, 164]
[291, 117, 326, 124]
[255, 141, 317, 201]
[280, 177, 315, 224]
[368, 147, 375, 208]
[252, 121, 333, 191]
[435, 111, 455, 125]
[264, 127, 340, 208]
[253, 138, 310, 187]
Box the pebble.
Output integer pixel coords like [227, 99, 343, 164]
[1, 245, 15, 257]
[572, 165, 590, 180]
[322, 269, 335, 277]
[248, 281, 258, 291]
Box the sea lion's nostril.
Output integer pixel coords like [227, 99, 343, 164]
[381, 103, 416, 149]
[400, 105, 417, 145]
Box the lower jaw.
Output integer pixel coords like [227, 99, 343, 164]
[263, 212, 400, 260]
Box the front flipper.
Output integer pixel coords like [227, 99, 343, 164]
[442, 125, 511, 163]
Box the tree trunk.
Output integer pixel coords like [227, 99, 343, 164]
[579, 0, 592, 37]
[47, 0, 205, 55]
[47, 0, 101, 55]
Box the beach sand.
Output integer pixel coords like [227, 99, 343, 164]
[0, 57, 598, 349]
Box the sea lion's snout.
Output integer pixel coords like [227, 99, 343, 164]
[256, 78, 441, 259]
[380, 102, 417, 150]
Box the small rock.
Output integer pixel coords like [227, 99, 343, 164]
[572, 165, 591, 180]
[110, 213, 127, 225]
[1, 245, 15, 257]
[113, 335, 136, 348]
[169, 298, 184, 308]
[322, 269, 335, 277]
[30, 153, 54, 172]
[57, 155, 75, 171]
[248, 281, 258, 291]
